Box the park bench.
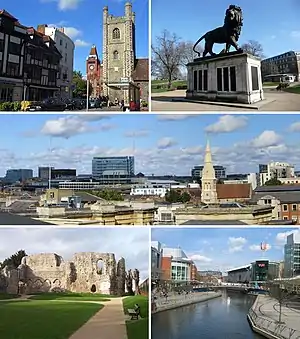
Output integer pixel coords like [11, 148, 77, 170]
[127, 304, 140, 320]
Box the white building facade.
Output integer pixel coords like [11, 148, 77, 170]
[259, 162, 295, 186]
[39, 25, 75, 99]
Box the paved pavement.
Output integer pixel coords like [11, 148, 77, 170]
[151, 89, 300, 111]
[253, 295, 300, 333]
[69, 297, 128, 339]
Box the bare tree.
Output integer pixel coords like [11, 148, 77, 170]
[152, 30, 198, 88]
[269, 283, 292, 324]
[240, 40, 265, 59]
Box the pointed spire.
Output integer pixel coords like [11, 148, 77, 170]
[204, 139, 213, 165]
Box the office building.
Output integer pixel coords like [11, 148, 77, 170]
[151, 241, 163, 280]
[259, 162, 295, 186]
[261, 51, 300, 82]
[92, 156, 134, 183]
[4, 169, 33, 183]
[37, 24, 75, 99]
[284, 232, 300, 277]
[191, 165, 226, 179]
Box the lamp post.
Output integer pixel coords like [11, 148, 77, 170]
[86, 79, 89, 111]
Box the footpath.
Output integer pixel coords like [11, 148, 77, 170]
[68, 297, 127, 339]
[248, 295, 300, 339]
[152, 291, 221, 313]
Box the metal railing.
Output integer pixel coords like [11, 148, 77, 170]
[249, 307, 300, 339]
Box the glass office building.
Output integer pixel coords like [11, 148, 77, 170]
[92, 156, 135, 183]
[284, 232, 300, 277]
[162, 247, 192, 282]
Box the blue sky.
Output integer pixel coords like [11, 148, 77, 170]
[0, 227, 149, 280]
[4, 0, 149, 74]
[152, 0, 300, 57]
[1, 113, 300, 177]
[152, 227, 300, 273]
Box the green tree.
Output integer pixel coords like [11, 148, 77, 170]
[165, 189, 191, 203]
[0, 250, 27, 269]
[72, 71, 92, 98]
[92, 189, 124, 201]
[180, 191, 191, 203]
[264, 178, 282, 186]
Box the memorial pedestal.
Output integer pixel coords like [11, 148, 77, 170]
[186, 52, 264, 104]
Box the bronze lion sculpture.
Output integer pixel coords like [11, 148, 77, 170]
[193, 5, 243, 58]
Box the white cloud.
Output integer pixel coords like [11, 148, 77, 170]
[228, 237, 247, 253]
[63, 27, 81, 39]
[205, 115, 248, 133]
[75, 39, 90, 47]
[157, 137, 177, 149]
[189, 254, 212, 262]
[157, 114, 197, 121]
[275, 230, 300, 246]
[40, 0, 82, 10]
[249, 244, 271, 251]
[251, 130, 282, 148]
[124, 130, 149, 137]
[289, 122, 300, 132]
[0, 228, 149, 281]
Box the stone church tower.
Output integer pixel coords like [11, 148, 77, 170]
[102, 2, 136, 104]
[201, 140, 218, 204]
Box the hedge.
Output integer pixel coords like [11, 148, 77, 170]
[0, 101, 34, 111]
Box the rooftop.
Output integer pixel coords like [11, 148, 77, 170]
[0, 212, 53, 225]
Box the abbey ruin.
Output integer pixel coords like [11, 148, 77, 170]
[0, 252, 139, 295]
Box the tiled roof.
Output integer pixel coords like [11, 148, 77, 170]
[252, 191, 300, 204]
[133, 58, 149, 81]
[89, 45, 99, 59]
[216, 183, 252, 199]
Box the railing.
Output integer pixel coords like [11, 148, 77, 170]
[249, 307, 300, 339]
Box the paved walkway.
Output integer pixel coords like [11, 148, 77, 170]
[69, 297, 128, 339]
[151, 89, 300, 111]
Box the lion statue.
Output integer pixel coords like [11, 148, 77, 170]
[193, 5, 243, 58]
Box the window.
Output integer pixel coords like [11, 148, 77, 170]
[8, 42, 21, 55]
[283, 204, 288, 211]
[283, 216, 288, 220]
[217, 68, 222, 91]
[198, 70, 202, 90]
[60, 39, 62, 45]
[113, 50, 119, 60]
[50, 192, 54, 199]
[65, 42, 67, 48]
[193, 70, 197, 90]
[6, 62, 19, 77]
[203, 69, 208, 90]
[230, 66, 236, 91]
[251, 66, 259, 91]
[0, 87, 13, 102]
[223, 67, 229, 91]
[292, 204, 297, 211]
[112, 28, 120, 39]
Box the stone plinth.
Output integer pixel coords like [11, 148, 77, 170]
[186, 52, 264, 104]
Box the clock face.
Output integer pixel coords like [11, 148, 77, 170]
[89, 65, 94, 70]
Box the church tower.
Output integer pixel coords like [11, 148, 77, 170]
[102, 2, 135, 103]
[201, 140, 218, 204]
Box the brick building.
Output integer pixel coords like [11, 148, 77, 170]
[86, 45, 102, 97]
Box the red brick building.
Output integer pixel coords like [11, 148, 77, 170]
[86, 45, 102, 97]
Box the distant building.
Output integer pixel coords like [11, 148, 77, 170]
[86, 45, 102, 97]
[284, 232, 300, 277]
[37, 24, 75, 99]
[92, 156, 134, 183]
[38, 167, 53, 180]
[0, 10, 28, 102]
[4, 169, 33, 183]
[191, 165, 226, 179]
[258, 162, 295, 186]
[151, 241, 163, 280]
[261, 51, 300, 82]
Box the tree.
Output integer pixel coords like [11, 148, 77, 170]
[91, 189, 124, 201]
[264, 178, 282, 186]
[240, 40, 265, 59]
[269, 283, 292, 324]
[72, 71, 92, 98]
[181, 191, 191, 203]
[0, 250, 27, 269]
[152, 30, 200, 88]
[165, 189, 191, 203]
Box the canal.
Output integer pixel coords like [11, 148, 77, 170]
[152, 291, 265, 339]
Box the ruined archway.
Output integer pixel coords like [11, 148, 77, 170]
[91, 284, 96, 293]
[97, 259, 104, 275]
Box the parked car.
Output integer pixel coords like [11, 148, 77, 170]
[26, 98, 66, 111]
[89, 98, 102, 109]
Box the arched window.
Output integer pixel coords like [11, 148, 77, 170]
[112, 28, 120, 39]
[113, 51, 119, 60]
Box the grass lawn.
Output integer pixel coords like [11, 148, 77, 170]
[123, 295, 149, 339]
[29, 292, 112, 301]
[151, 79, 187, 93]
[263, 81, 280, 86]
[0, 293, 19, 300]
[284, 85, 300, 94]
[0, 300, 103, 339]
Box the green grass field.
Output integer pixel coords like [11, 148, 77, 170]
[29, 292, 111, 302]
[151, 79, 187, 93]
[0, 293, 19, 300]
[0, 300, 103, 339]
[284, 85, 300, 94]
[262, 81, 281, 86]
[123, 295, 149, 339]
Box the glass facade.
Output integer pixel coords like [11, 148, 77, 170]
[171, 261, 189, 281]
[284, 234, 300, 277]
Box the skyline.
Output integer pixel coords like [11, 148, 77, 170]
[1, 114, 300, 177]
[151, 227, 300, 274]
[151, 0, 300, 57]
[3, 0, 149, 74]
[0, 228, 149, 281]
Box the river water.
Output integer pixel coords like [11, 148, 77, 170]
[152, 291, 264, 339]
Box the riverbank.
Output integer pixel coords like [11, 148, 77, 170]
[152, 291, 222, 314]
[247, 295, 300, 339]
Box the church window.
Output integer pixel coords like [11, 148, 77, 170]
[113, 51, 119, 60]
[112, 28, 120, 39]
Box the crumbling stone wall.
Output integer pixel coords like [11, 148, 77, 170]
[0, 252, 127, 295]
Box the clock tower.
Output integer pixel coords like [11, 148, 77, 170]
[86, 45, 102, 97]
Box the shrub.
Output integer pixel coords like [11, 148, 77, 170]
[141, 100, 148, 107]
[176, 85, 188, 90]
[0, 101, 23, 111]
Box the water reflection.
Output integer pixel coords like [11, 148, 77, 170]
[152, 291, 264, 339]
